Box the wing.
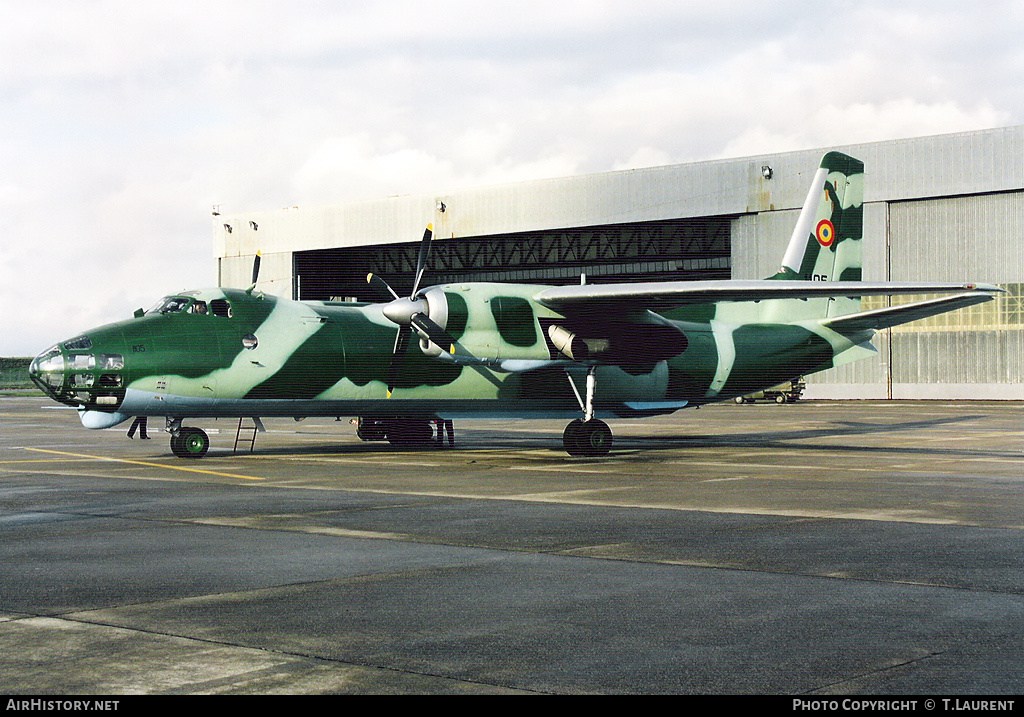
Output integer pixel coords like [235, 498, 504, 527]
[534, 280, 1003, 312]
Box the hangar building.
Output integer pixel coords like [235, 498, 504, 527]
[215, 125, 1024, 400]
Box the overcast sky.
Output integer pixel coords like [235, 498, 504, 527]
[3, 0, 1022, 356]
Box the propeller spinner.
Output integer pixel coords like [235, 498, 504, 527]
[368, 224, 457, 397]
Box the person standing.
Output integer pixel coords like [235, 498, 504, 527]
[127, 416, 149, 439]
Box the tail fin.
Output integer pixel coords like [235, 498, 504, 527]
[773, 152, 864, 281]
[769, 151, 864, 317]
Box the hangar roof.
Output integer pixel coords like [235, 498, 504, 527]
[215, 126, 1024, 261]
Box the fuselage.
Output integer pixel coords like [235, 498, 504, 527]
[29, 283, 867, 427]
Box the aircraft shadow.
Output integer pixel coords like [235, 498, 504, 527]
[195, 413, 1024, 464]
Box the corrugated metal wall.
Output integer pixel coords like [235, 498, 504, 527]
[804, 188, 1024, 398]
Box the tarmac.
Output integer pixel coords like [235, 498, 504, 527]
[2, 395, 1024, 695]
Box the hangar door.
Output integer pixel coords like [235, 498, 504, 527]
[293, 217, 731, 301]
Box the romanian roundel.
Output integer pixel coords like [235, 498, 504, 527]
[815, 219, 836, 247]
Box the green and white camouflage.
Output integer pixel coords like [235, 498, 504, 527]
[29, 153, 1001, 457]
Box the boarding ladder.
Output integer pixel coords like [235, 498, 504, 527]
[233, 418, 259, 453]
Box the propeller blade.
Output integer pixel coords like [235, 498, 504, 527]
[386, 325, 413, 397]
[367, 272, 400, 300]
[251, 251, 262, 286]
[410, 224, 433, 297]
[410, 313, 457, 354]
[379, 223, 437, 396]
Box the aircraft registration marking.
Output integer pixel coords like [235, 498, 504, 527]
[22, 447, 264, 481]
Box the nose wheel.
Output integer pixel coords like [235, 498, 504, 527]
[167, 418, 210, 458]
[562, 366, 612, 456]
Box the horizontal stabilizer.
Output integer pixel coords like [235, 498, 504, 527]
[535, 280, 1002, 312]
[823, 293, 997, 333]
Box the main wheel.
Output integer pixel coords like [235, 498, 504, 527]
[563, 419, 586, 456]
[563, 418, 612, 457]
[172, 427, 209, 458]
[577, 419, 612, 456]
[386, 418, 434, 446]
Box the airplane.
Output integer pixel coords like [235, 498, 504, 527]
[29, 152, 1002, 458]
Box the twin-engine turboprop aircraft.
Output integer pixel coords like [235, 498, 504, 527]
[30, 152, 1001, 457]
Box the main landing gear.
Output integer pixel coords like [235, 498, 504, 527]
[166, 417, 209, 459]
[562, 367, 612, 457]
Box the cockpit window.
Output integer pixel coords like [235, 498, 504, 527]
[147, 296, 191, 315]
[63, 335, 92, 351]
[190, 301, 208, 315]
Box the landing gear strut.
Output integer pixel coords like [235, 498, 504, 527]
[562, 367, 612, 457]
[167, 417, 210, 459]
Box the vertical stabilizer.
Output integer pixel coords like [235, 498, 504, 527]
[769, 152, 865, 317]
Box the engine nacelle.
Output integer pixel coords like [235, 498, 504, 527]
[547, 324, 589, 361]
[416, 287, 449, 357]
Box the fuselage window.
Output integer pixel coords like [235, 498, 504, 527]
[68, 354, 95, 371]
[210, 299, 232, 318]
[100, 354, 124, 370]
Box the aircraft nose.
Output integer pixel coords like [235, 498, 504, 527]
[28, 339, 126, 410]
[28, 345, 66, 398]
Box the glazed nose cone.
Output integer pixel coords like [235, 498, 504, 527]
[28, 346, 65, 398]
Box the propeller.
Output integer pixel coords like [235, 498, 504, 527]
[367, 224, 458, 397]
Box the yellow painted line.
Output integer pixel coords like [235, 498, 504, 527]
[0, 458, 98, 464]
[23, 448, 263, 481]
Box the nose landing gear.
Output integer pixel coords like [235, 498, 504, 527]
[562, 366, 612, 457]
[167, 418, 209, 459]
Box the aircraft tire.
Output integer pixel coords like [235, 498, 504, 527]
[563, 419, 612, 457]
[356, 417, 388, 441]
[386, 418, 433, 447]
[563, 419, 586, 456]
[172, 427, 209, 459]
[578, 419, 612, 456]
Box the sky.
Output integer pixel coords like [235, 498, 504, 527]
[2, 0, 1022, 356]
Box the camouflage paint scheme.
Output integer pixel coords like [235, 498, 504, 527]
[30, 153, 1000, 451]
